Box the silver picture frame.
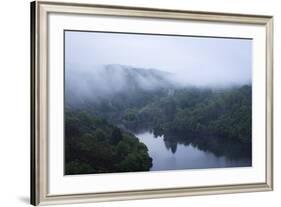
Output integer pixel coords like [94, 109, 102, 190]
[31, 0, 273, 205]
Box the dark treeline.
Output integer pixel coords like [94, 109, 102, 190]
[135, 85, 251, 144]
[65, 111, 152, 175]
[87, 85, 251, 143]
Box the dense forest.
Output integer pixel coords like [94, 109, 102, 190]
[65, 110, 152, 174]
[65, 65, 252, 174]
[92, 85, 251, 143]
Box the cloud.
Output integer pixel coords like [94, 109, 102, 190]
[65, 30, 252, 87]
[65, 31, 252, 105]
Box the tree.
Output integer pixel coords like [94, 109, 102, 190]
[111, 127, 122, 144]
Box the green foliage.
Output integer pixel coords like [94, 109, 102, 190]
[65, 85, 252, 173]
[111, 127, 122, 145]
[65, 110, 152, 175]
[74, 85, 251, 145]
[126, 85, 252, 144]
[65, 161, 94, 174]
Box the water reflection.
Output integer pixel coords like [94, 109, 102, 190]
[135, 131, 251, 171]
[164, 140, 177, 154]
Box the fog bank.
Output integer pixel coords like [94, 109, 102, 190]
[65, 31, 252, 87]
[65, 31, 252, 104]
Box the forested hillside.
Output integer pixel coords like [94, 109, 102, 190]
[123, 85, 252, 144]
[65, 65, 252, 174]
[65, 110, 152, 174]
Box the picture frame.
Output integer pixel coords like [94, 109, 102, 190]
[31, 0, 273, 205]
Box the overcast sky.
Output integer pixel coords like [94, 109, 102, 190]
[65, 31, 252, 86]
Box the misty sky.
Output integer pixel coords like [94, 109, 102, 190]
[65, 31, 252, 86]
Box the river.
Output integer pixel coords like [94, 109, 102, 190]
[135, 131, 251, 171]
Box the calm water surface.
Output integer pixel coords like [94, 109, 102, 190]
[135, 131, 251, 171]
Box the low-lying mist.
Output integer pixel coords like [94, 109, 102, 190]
[65, 64, 251, 106]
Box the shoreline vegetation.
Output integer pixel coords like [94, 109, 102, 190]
[65, 65, 252, 175]
[65, 111, 152, 175]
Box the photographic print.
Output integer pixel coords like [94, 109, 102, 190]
[31, 2, 273, 205]
[64, 31, 252, 175]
